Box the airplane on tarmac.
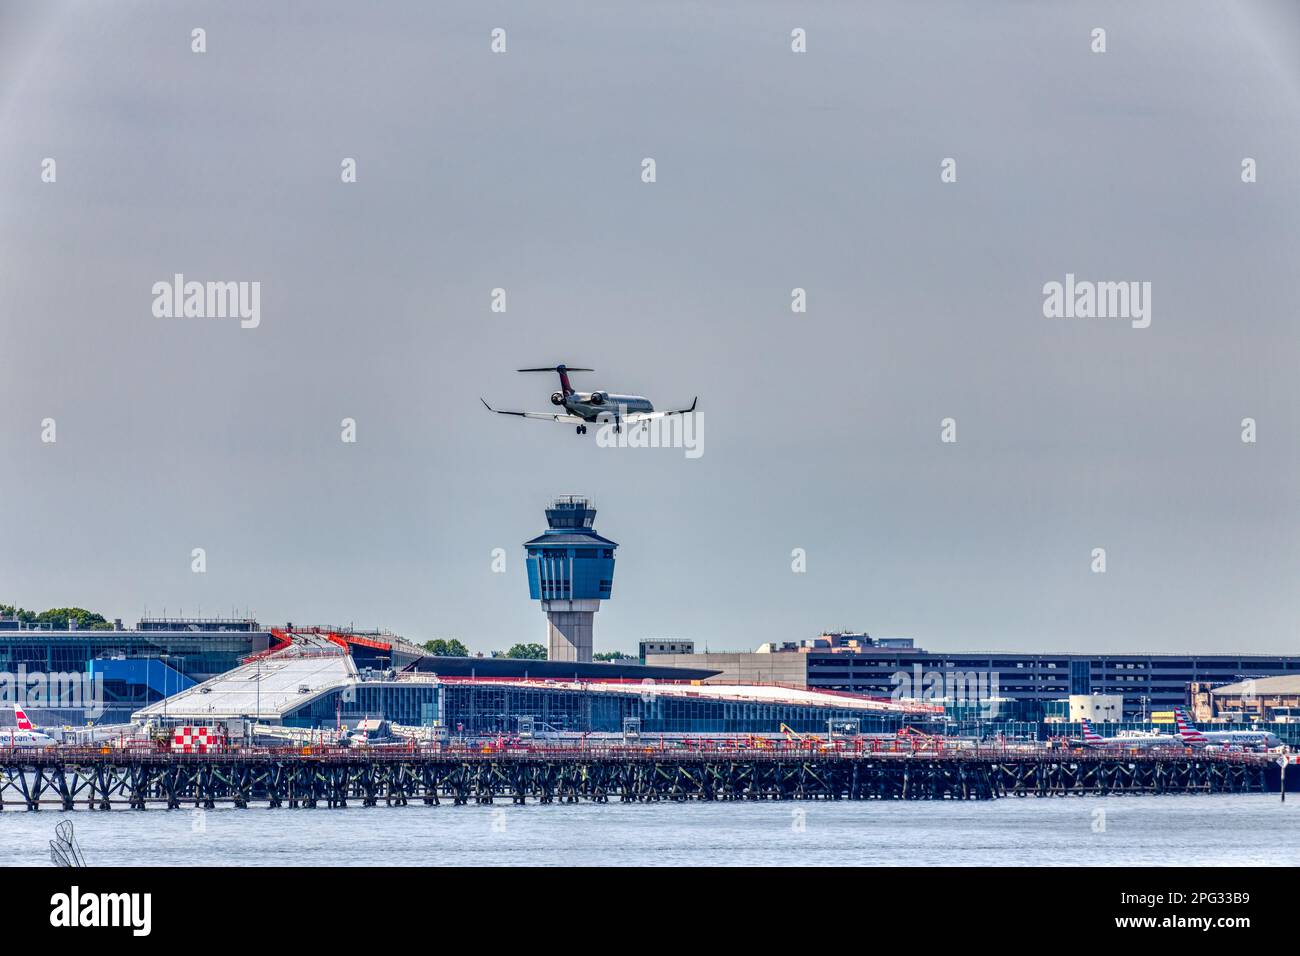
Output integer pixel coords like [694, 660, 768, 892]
[481, 365, 697, 436]
[0, 704, 56, 746]
[1072, 718, 1185, 750]
[1173, 707, 1282, 751]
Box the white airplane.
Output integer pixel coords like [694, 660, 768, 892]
[0, 705, 56, 747]
[1174, 707, 1282, 751]
[1073, 718, 1185, 750]
[482, 364, 697, 436]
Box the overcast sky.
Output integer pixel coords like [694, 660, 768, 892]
[2, 1, 1299, 656]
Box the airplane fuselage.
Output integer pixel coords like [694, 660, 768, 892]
[1192, 731, 1282, 749]
[1, 729, 55, 747]
[564, 392, 654, 423]
[1074, 724, 1186, 749]
[1174, 709, 1282, 750]
[483, 366, 694, 435]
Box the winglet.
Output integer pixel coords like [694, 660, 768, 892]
[480, 398, 494, 413]
[690, 396, 698, 412]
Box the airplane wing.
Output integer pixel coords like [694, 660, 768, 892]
[623, 397, 698, 424]
[480, 398, 586, 425]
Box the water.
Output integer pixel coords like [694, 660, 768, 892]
[4, 794, 1297, 865]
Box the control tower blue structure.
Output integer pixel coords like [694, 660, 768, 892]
[524, 496, 618, 663]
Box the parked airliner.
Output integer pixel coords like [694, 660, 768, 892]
[1174, 707, 1282, 751]
[0, 705, 56, 746]
[1073, 718, 1184, 750]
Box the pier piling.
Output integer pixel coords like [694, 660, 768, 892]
[0, 749, 1275, 810]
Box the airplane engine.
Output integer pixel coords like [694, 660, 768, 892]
[550, 391, 565, 406]
[589, 391, 607, 405]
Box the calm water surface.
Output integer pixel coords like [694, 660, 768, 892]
[3, 794, 1296, 866]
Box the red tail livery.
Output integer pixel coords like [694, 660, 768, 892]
[1173, 707, 1207, 743]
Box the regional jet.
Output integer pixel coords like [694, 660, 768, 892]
[481, 365, 697, 435]
[1173, 707, 1282, 751]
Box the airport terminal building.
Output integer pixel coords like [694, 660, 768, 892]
[134, 649, 942, 737]
[12, 610, 1300, 740]
[0, 616, 422, 725]
[646, 633, 1300, 721]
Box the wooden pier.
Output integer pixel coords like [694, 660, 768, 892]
[0, 748, 1276, 809]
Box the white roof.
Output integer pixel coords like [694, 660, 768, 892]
[447, 678, 933, 714]
[135, 653, 355, 721]
[1212, 675, 1300, 697]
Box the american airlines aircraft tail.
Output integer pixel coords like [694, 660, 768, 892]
[1173, 707, 1207, 743]
[0, 704, 55, 746]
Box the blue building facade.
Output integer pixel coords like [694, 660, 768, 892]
[439, 682, 910, 737]
[524, 496, 618, 662]
[0, 619, 264, 723]
[525, 496, 617, 601]
[281, 682, 441, 729]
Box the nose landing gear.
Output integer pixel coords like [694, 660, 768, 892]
[576, 424, 588, 435]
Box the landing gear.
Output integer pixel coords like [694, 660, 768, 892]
[576, 425, 588, 435]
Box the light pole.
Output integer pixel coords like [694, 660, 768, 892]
[158, 654, 168, 724]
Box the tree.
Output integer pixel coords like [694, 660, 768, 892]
[504, 643, 547, 660]
[593, 651, 636, 661]
[422, 638, 469, 657]
[0, 604, 36, 624]
[2, 604, 110, 629]
[35, 607, 111, 630]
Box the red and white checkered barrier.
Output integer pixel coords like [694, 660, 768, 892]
[172, 726, 225, 754]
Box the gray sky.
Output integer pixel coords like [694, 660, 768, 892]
[2, 1, 1299, 656]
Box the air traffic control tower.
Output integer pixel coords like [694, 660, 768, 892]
[525, 496, 617, 663]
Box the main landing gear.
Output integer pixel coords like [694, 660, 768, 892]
[575, 422, 619, 435]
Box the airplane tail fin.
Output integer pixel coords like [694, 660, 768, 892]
[518, 365, 593, 397]
[1173, 707, 1206, 742]
[14, 705, 33, 731]
[1080, 718, 1103, 742]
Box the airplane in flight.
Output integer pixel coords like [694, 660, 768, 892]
[1173, 707, 1282, 751]
[1072, 718, 1185, 750]
[0, 704, 56, 747]
[481, 365, 697, 436]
